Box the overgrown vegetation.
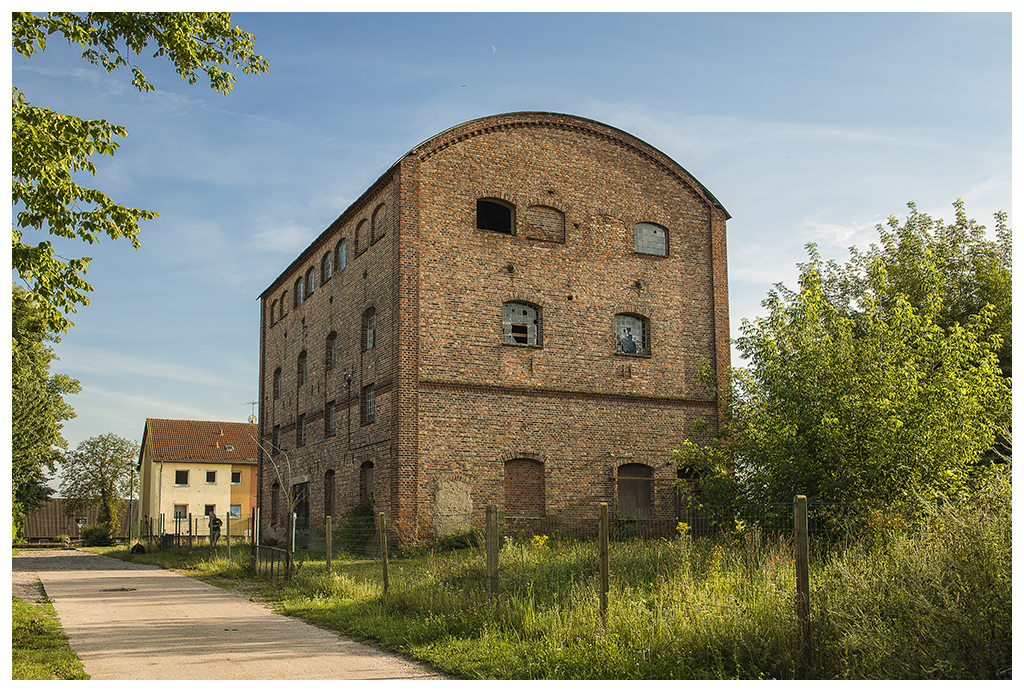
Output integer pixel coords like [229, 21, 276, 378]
[95, 467, 1011, 679]
[12, 596, 89, 679]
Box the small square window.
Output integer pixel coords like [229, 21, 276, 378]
[615, 314, 650, 356]
[224, 444, 234, 452]
[204, 505, 216, 517]
[502, 302, 539, 346]
[231, 471, 242, 485]
[173, 504, 188, 520]
[174, 470, 189, 486]
[206, 470, 217, 484]
[230, 505, 241, 519]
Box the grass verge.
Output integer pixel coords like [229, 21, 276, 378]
[12, 596, 89, 680]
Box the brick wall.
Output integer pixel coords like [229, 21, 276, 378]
[258, 112, 729, 545]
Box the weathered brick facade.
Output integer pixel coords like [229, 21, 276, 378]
[257, 112, 730, 546]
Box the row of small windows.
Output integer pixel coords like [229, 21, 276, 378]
[476, 198, 670, 256]
[503, 301, 651, 356]
[172, 469, 242, 486]
[272, 309, 377, 399]
[270, 384, 376, 455]
[269, 205, 387, 326]
[268, 463, 373, 527]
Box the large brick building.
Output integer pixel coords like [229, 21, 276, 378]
[257, 112, 729, 546]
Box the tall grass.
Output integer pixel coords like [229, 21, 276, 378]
[97, 472, 1010, 679]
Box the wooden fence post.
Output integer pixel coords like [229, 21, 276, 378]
[486, 504, 499, 600]
[226, 512, 231, 561]
[599, 503, 609, 626]
[379, 512, 389, 595]
[794, 494, 811, 667]
[326, 515, 332, 575]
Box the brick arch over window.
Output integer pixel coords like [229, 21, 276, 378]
[371, 203, 387, 243]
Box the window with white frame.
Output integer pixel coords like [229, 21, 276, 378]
[174, 470, 189, 486]
[206, 470, 216, 484]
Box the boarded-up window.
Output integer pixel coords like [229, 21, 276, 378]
[502, 302, 539, 346]
[504, 459, 544, 517]
[360, 461, 374, 501]
[617, 463, 652, 520]
[372, 203, 387, 243]
[525, 205, 565, 243]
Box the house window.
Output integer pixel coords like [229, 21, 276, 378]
[294, 278, 303, 307]
[229, 505, 241, 519]
[231, 471, 242, 485]
[322, 251, 333, 284]
[297, 414, 306, 446]
[173, 504, 188, 520]
[297, 351, 307, 387]
[477, 198, 514, 234]
[270, 299, 278, 327]
[304, 267, 316, 299]
[326, 332, 338, 370]
[363, 309, 376, 350]
[204, 504, 216, 517]
[614, 314, 650, 356]
[273, 368, 282, 399]
[502, 302, 539, 346]
[280, 293, 287, 321]
[324, 470, 335, 518]
[360, 461, 374, 501]
[634, 222, 668, 256]
[362, 384, 375, 425]
[206, 470, 217, 484]
[224, 445, 234, 452]
[618, 463, 653, 520]
[356, 219, 368, 253]
[337, 239, 347, 271]
[504, 458, 545, 517]
[174, 470, 189, 486]
[326, 401, 337, 436]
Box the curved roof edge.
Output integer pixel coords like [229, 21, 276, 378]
[403, 111, 730, 219]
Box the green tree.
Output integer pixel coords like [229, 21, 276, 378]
[11, 285, 80, 540]
[12, 12, 269, 333]
[729, 243, 1010, 511]
[60, 434, 141, 536]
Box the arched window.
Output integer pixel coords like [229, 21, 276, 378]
[634, 222, 668, 256]
[504, 458, 545, 517]
[502, 301, 540, 346]
[297, 351, 307, 387]
[477, 198, 515, 234]
[337, 238, 347, 270]
[363, 308, 377, 350]
[270, 299, 278, 327]
[614, 313, 650, 356]
[360, 461, 374, 501]
[617, 463, 653, 520]
[324, 470, 336, 518]
[356, 219, 368, 253]
[273, 367, 282, 399]
[322, 251, 333, 284]
[280, 292, 287, 321]
[304, 267, 315, 299]
[293, 278, 303, 307]
[372, 203, 387, 243]
[326, 332, 338, 370]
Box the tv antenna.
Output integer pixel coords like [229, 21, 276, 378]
[245, 400, 258, 424]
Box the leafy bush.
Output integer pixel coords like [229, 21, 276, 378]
[335, 498, 375, 556]
[79, 524, 113, 546]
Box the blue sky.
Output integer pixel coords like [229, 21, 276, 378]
[8, 11, 1013, 479]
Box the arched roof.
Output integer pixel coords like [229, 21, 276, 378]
[403, 111, 729, 219]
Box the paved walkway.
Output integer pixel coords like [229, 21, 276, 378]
[12, 549, 449, 680]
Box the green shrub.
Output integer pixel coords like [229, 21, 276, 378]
[335, 498, 376, 556]
[79, 525, 113, 546]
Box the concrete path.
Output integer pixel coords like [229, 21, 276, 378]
[12, 549, 450, 680]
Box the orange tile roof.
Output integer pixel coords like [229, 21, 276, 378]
[143, 419, 259, 465]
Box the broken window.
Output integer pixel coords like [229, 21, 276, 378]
[477, 198, 514, 234]
[615, 314, 650, 356]
[617, 463, 653, 520]
[502, 302, 539, 346]
[635, 222, 668, 256]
